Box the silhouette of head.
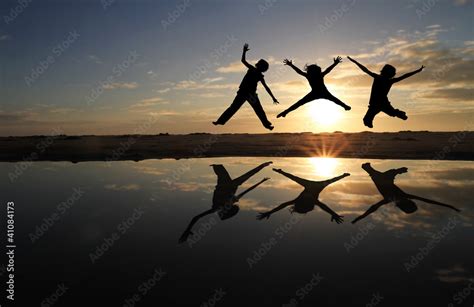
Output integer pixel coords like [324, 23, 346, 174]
[218, 204, 240, 220]
[256, 59, 269, 72]
[305, 64, 321, 76]
[395, 198, 418, 214]
[381, 64, 396, 78]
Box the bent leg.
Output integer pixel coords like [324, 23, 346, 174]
[214, 94, 246, 125]
[363, 106, 380, 128]
[324, 92, 351, 110]
[247, 94, 272, 128]
[277, 92, 315, 118]
[233, 163, 267, 186]
[382, 103, 407, 120]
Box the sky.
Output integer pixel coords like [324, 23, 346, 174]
[0, 0, 473, 136]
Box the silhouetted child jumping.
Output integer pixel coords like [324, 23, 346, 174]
[347, 56, 424, 128]
[277, 57, 351, 118]
[351, 163, 460, 224]
[213, 44, 279, 130]
[257, 168, 348, 223]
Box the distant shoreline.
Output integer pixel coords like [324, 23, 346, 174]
[1, 131, 473, 162]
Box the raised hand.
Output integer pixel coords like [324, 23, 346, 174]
[273, 98, 279, 105]
[261, 161, 273, 167]
[243, 43, 250, 52]
[272, 168, 283, 173]
[334, 56, 342, 64]
[419, 65, 425, 71]
[178, 229, 193, 243]
[331, 214, 344, 224]
[283, 59, 293, 66]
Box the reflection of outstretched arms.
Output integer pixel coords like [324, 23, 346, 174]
[347, 56, 378, 78]
[321, 173, 350, 186]
[392, 66, 424, 83]
[241, 43, 254, 69]
[385, 167, 408, 178]
[322, 56, 342, 76]
[317, 201, 344, 224]
[273, 168, 311, 187]
[257, 199, 295, 220]
[233, 161, 272, 186]
[179, 209, 216, 243]
[405, 194, 461, 212]
[261, 79, 279, 104]
[351, 199, 389, 224]
[236, 178, 270, 200]
[283, 59, 307, 77]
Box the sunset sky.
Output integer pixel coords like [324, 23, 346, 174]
[1, 0, 473, 135]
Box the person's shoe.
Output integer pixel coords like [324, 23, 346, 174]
[265, 124, 274, 131]
[344, 105, 351, 111]
[363, 119, 373, 128]
[212, 121, 221, 125]
[276, 112, 286, 118]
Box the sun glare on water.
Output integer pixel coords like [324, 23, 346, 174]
[309, 157, 339, 177]
[309, 100, 342, 126]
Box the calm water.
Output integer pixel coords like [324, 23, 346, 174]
[1, 158, 473, 307]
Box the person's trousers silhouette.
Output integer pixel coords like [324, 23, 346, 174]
[280, 91, 348, 116]
[363, 102, 407, 126]
[215, 92, 271, 127]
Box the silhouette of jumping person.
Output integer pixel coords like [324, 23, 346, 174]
[347, 56, 424, 128]
[213, 44, 279, 130]
[179, 161, 272, 243]
[277, 57, 351, 118]
[257, 168, 349, 223]
[352, 163, 460, 224]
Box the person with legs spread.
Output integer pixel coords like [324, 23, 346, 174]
[351, 163, 461, 224]
[256, 168, 349, 224]
[277, 56, 351, 118]
[213, 44, 279, 130]
[347, 56, 424, 128]
[179, 161, 272, 243]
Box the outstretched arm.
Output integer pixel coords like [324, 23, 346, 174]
[361, 162, 380, 176]
[351, 199, 389, 224]
[317, 201, 344, 224]
[347, 56, 378, 78]
[241, 43, 254, 69]
[385, 167, 408, 178]
[322, 56, 342, 76]
[405, 194, 461, 212]
[178, 209, 216, 243]
[236, 177, 270, 200]
[392, 66, 424, 83]
[261, 79, 279, 104]
[283, 59, 307, 77]
[257, 199, 296, 220]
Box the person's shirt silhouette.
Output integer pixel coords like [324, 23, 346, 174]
[352, 163, 460, 224]
[257, 168, 349, 223]
[179, 162, 272, 243]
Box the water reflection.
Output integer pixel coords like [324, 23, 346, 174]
[179, 162, 272, 243]
[352, 163, 461, 224]
[257, 168, 349, 223]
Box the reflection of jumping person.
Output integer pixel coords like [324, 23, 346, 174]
[257, 168, 349, 223]
[213, 44, 279, 130]
[277, 57, 351, 118]
[352, 163, 460, 224]
[179, 162, 272, 243]
[347, 56, 424, 128]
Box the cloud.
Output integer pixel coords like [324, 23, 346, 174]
[0, 35, 10, 41]
[104, 184, 141, 191]
[216, 61, 245, 73]
[102, 82, 139, 90]
[174, 80, 237, 90]
[156, 88, 170, 93]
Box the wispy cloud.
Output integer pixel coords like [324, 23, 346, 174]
[102, 82, 139, 90]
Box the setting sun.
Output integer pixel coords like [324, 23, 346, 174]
[309, 157, 339, 177]
[308, 100, 342, 126]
